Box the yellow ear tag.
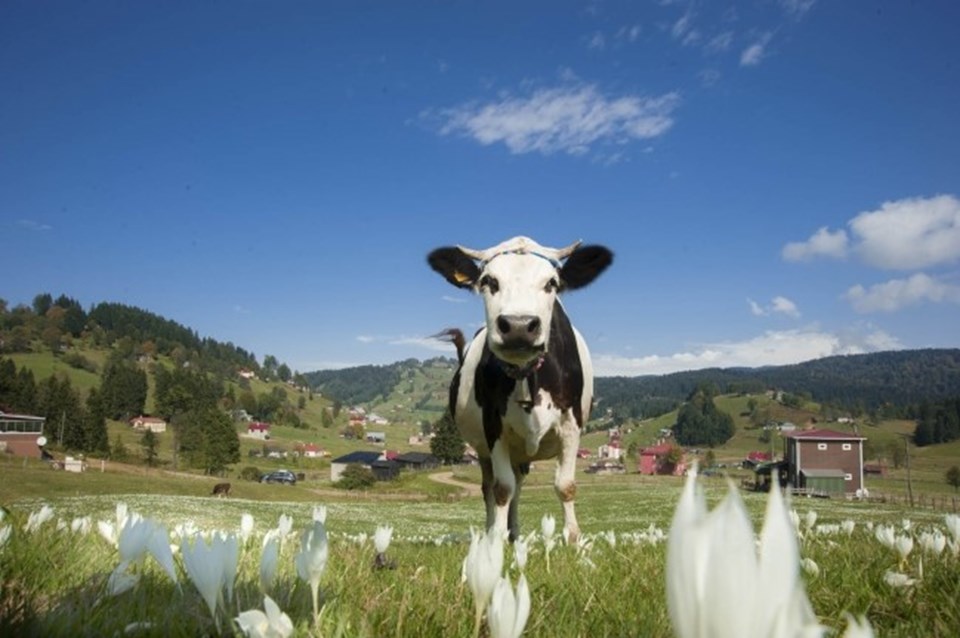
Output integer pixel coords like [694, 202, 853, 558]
[453, 271, 472, 285]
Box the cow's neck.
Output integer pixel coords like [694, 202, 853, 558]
[497, 355, 545, 380]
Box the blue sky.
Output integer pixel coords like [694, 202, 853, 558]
[2, 1, 958, 376]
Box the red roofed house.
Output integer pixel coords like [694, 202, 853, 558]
[783, 429, 865, 496]
[638, 443, 686, 476]
[303, 443, 327, 459]
[247, 422, 271, 440]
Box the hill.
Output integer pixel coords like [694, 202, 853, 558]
[594, 348, 960, 421]
[304, 348, 960, 425]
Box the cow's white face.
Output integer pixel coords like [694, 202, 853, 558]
[477, 253, 560, 365]
[428, 236, 613, 368]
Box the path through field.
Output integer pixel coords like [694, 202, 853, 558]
[428, 471, 482, 497]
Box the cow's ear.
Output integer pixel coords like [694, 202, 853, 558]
[560, 245, 613, 290]
[427, 247, 481, 289]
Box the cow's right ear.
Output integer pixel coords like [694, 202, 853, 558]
[427, 247, 481, 289]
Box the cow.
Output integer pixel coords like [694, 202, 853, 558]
[212, 482, 231, 498]
[428, 236, 612, 542]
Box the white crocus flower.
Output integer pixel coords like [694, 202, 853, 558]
[277, 514, 293, 537]
[240, 513, 255, 545]
[801, 557, 819, 578]
[24, 505, 54, 533]
[883, 570, 916, 588]
[919, 531, 946, 556]
[71, 516, 92, 535]
[487, 574, 531, 638]
[118, 517, 177, 583]
[512, 537, 529, 572]
[874, 525, 896, 550]
[541, 514, 556, 571]
[295, 520, 329, 622]
[98, 520, 118, 546]
[312, 505, 327, 524]
[894, 535, 913, 561]
[107, 561, 140, 596]
[841, 520, 855, 536]
[666, 467, 822, 638]
[464, 530, 505, 637]
[803, 510, 818, 533]
[181, 532, 239, 631]
[260, 531, 280, 593]
[374, 525, 393, 554]
[842, 614, 875, 638]
[235, 595, 294, 638]
[0, 525, 11, 550]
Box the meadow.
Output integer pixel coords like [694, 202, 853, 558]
[2, 462, 959, 637]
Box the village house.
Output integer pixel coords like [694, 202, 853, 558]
[129, 415, 167, 433]
[783, 429, 866, 496]
[330, 450, 384, 482]
[247, 422, 271, 440]
[0, 411, 46, 458]
[638, 443, 686, 476]
[597, 442, 623, 461]
[302, 443, 327, 459]
[365, 431, 386, 444]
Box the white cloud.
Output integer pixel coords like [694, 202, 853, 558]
[615, 25, 641, 43]
[441, 295, 468, 304]
[780, 0, 816, 18]
[16, 219, 52, 231]
[740, 33, 773, 66]
[844, 273, 960, 313]
[436, 85, 681, 156]
[782, 226, 849, 261]
[747, 296, 801, 318]
[389, 336, 459, 353]
[699, 68, 721, 87]
[705, 31, 734, 54]
[587, 31, 606, 50]
[356, 335, 375, 343]
[849, 194, 960, 270]
[593, 327, 901, 376]
[671, 11, 694, 40]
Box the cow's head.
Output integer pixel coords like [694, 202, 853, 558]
[428, 236, 613, 366]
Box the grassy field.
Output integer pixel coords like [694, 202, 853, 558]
[2, 465, 958, 637]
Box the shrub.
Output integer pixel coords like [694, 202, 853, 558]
[239, 466, 262, 482]
[336, 464, 376, 490]
[62, 351, 97, 373]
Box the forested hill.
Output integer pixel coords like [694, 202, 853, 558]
[595, 348, 960, 420]
[305, 349, 960, 420]
[303, 357, 456, 406]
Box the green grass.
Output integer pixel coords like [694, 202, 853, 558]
[2, 471, 958, 637]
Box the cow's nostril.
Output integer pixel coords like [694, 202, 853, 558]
[527, 317, 541, 334]
[497, 316, 512, 334]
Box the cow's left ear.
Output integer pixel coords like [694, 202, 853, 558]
[427, 247, 481, 289]
[560, 245, 613, 290]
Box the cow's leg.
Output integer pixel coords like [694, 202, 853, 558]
[507, 465, 525, 542]
[479, 457, 496, 531]
[554, 418, 582, 543]
[489, 439, 515, 537]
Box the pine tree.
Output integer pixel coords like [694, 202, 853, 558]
[140, 429, 159, 467]
[83, 387, 110, 453]
[430, 411, 465, 465]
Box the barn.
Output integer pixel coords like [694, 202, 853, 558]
[783, 429, 866, 496]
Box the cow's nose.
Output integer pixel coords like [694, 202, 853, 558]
[496, 315, 541, 339]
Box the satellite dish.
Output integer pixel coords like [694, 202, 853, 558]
[37, 436, 48, 447]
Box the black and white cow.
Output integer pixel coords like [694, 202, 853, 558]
[428, 236, 612, 541]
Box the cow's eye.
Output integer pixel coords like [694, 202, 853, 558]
[479, 275, 500, 294]
[545, 277, 559, 292]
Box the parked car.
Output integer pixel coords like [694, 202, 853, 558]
[260, 469, 297, 485]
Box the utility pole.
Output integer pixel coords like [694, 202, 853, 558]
[902, 434, 914, 508]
